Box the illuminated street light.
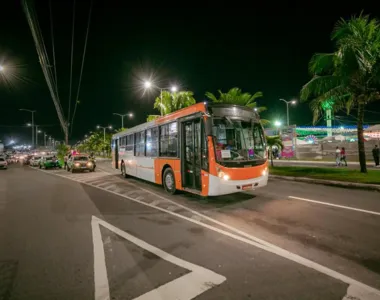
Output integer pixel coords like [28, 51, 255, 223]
[20, 109, 36, 147]
[97, 125, 112, 142]
[279, 98, 297, 126]
[143, 80, 179, 116]
[0, 65, 4, 72]
[274, 121, 282, 127]
[113, 112, 133, 129]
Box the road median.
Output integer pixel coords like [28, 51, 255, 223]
[269, 166, 380, 191]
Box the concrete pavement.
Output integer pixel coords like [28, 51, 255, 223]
[0, 163, 380, 299]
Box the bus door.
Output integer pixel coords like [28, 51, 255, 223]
[114, 138, 119, 169]
[181, 118, 202, 190]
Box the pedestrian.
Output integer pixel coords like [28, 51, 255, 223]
[64, 154, 68, 170]
[335, 146, 341, 166]
[372, 145, 380, 167]
[340, 147, 347, 166]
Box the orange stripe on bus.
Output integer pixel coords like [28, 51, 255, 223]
[154, 103, 206, 125]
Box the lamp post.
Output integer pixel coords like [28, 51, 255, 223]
[97, 125, 112, 142]
[279, 99, 297, 127]
[113, 112, 133, 129]
[143, 81, 178, 116]
[20, 109, 36, 147]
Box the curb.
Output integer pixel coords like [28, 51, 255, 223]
[269, 175, 380, 192]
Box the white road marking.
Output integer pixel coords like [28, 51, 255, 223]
[39, 168, 380, 299]
[91, 216, 226, 300]
[289, 196, 380, 216]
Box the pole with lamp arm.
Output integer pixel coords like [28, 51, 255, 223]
[113, 112, 133, 129]
[20, 109, 36, 147]
[143, 81, 178, 116]
[279, 99, 297, 127]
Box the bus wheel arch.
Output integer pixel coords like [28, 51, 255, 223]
[162, 165, 176, 194]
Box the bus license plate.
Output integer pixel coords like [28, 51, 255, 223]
[242, 184, 252, 190]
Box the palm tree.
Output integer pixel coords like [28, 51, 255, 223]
[301, 15, 380, 173]
[266, 136, 283, 167]
[205, 88, 269, 125]
[147, 90, 196, 121]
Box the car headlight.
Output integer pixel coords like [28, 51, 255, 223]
[87, 162, 93, 166]
[75, 163, 80, 167]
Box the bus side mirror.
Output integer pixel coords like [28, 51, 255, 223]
[205, 117, 213, 136]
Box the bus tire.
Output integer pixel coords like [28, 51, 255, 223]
[163, 168, 176, 194]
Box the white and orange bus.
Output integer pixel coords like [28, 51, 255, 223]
[111, 102, 268, 196]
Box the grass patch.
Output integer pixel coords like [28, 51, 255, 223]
[269, 166, 380, 185]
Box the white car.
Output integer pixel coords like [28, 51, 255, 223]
[0, 157, 8, 169]
[30, 156, 42, 167]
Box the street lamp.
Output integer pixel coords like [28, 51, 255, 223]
[274, 121, 282, 127]
[113, 112, 133, 129]
[143, 80, 179, 116]
[279, 99, 297, 127]
[0, 65, 4, 72]
[20, 109, 36, 147]
[97, 125, 112, 142]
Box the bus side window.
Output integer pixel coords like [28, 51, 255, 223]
[146, 127, 158, 157]
[135, 131, 145, 156]
[126, 134, 133, 151]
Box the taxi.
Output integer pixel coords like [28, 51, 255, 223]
[66, 154, 95, 173]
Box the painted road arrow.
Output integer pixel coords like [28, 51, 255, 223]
[91, 215, 226, 300]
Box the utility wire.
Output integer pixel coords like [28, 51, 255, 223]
[70, 0, 93, 136]
[68, 0, 76, 126]
[49, 0, 60, 104]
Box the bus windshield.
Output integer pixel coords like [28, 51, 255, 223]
[213, 118, 266, 162]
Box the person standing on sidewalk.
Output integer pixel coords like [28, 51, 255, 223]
[335, 146, 341, 166]
[372, 145, 380, 167]
[340, 147, 347, 166]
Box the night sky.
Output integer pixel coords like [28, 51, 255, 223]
[1, 1, 379, 146]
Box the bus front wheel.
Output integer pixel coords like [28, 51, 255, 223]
[163, 168, 176, 195]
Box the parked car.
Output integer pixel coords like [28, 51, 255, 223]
[39, 156, 61, 169]
[30, 156, 42, 167]
[66, 154, 95, 173]
[0, 157, 8, 169]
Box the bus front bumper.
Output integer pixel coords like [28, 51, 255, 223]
[208, 172, 269, 196]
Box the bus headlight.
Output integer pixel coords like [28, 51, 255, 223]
[218, 170, 230, 180]
[262, 167, 268, 176]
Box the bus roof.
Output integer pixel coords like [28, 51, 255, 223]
[113, 102, 207, 138]
[113, 102, 260, 138]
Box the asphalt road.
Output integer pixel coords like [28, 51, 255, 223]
[0, 162, 380, 299]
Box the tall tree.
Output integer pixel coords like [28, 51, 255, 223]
[301, 14, 380, 173]
[205, 87, 268, 125]
[147, 91, 196, 121]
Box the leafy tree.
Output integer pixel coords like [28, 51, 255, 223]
[147, 91, 196, 120]
[205, 87, 269, 125]
[146, 115, 160, 122]
[300, 14, 380, 173]
[266, 136, 283, 167]
[56, 144, 70, 161]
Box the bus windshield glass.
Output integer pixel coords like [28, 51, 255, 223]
[212, 118, 266, 162]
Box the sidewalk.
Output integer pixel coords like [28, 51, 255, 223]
[275, 159, 380, 170]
